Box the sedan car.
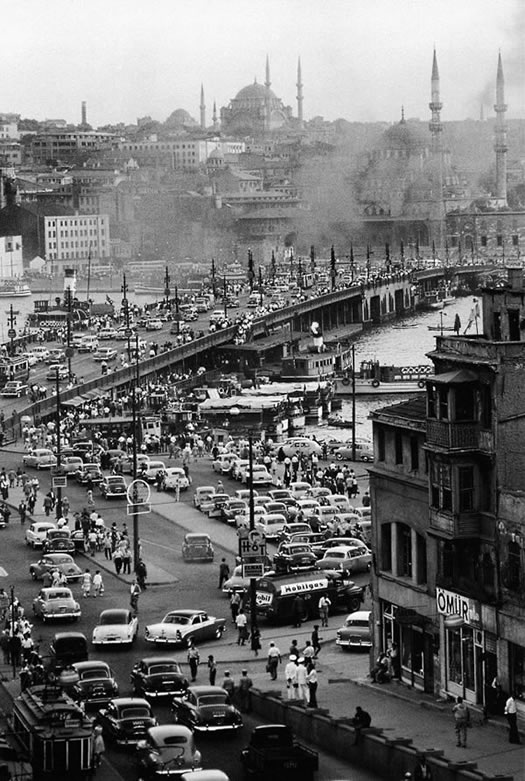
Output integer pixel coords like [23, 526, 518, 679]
[254, 513, 288, 542]
[145, 610, 226, 646]
[315, 544, 372, 574]
[171, 686, 243, 733]
[32, 587, 81, 622]
[25, 521, 57, 548]
[273, 543, 317, 573]
[43, 528, 76, 556]
[220, 499, 247, 526]
[97, 697, 157, 745]
[100, 475, 127, 499]
[30, 553, 83, 582]
[163, 467, 190, 491]
[136, 725, 202, 779]
[75, 462, 103, 484]
[0, 381, 28, 397]
[61, 456, 84, 474]
[131, 657, 189, 700]
[93, 347, 118, 362]
[182, 534, 214, 563]
[46, 364, 69, 381]
[92, 608, 139, 647]
[70, 660, 119, 706]
[336, 610, 372, 650]
[22, 448, 57, 470]
[203, 494, 230, 519]
[333, 442, 374, 462]
[193, 486, 215, 509]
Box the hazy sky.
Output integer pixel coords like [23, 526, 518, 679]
[3, 0, 524, 127]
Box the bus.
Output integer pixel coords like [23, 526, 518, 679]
[0, 357, 30, 389]
[11, 685, 94, 781]
[68, 415, 162, 444]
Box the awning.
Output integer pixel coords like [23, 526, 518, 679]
[61, 397, 85, 408]
[430, 369, 478, 384]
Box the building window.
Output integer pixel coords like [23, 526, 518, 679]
[493, 312, 502, 341]
[508, 308, 520, 341]
[416, 533, 427, 584]
[496, 235, 503, 247]
[397, 523, 412, 578]
[481, 235, 487, 247]
[394, 432, 403, 465]
[431, 462, 452, 511]
[507, 541, 521, 592]
[380, 523, 391, 571]
[509, 643, 525, 701]
[377, 428, 385, 461]
[439, 387, 449, 420]
[410, 436, 419, 471]
[458, 466, 474, 511]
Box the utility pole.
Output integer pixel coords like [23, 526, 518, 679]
[65, 285, 73, 382]
[55, 371, 62, 519]
[351, 345, 356, 462]
[121, 273, 132, 362]
[247, 436, 258, 639]
[174, 285, 180, 336]
[132, 332, 141, 570]
[211, 258, 217, 298]
[6, 305, 18, 358]
[164, 266, 170, 310]
[223, 277, 228, 318]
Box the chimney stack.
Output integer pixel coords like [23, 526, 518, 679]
[81, 101, 87, 126]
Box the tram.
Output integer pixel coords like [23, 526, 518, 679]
[11, 685, 94, 781]
[0, 357, 30, 389]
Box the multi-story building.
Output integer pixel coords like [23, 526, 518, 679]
[0, 234, 23, 277]
[370, 265, 525, 714]
[118, 137, 245, 171]
[30, 131, 117, 165]
[0, 113, 20, 140]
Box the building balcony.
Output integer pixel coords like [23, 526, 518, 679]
[426, 419, 494, 453]
[435, 572, 497, 605]
[429, 508, 495, 541]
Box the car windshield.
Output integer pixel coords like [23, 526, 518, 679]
[121, 707, 150, 719]
[100, 612, 128, 625]
[81, 668, 109, 680]
[47, 556, 72, 564]
[198, 694, 227, 706]
[48, 591, 71, 600]
[163, 615, 189, 625]
[149, 664, 180, 675]
[327, 551, 345, 559]
[187, 537, 209, 544]
[108, 477, 123, 484]
[346, 619, 368, 627]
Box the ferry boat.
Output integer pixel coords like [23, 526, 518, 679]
[336, 360, 433, 396]
[134, 284, 166, 296]
[0, 280, 31, 297]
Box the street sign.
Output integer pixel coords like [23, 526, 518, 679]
[127, 479, 151, 506]
[242, 562, 265, 578]
[7, 329, 16, 339]
[65, 347, 74, 358]
[127, 502, 151, 515]
[52, 476, 67, 488]
[124, 329, 132, 337]
[239, 533, 267, 560]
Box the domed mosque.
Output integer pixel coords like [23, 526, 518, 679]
[219, 56, 303, 136]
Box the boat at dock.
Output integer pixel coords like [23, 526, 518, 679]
[0, 281, 31, 297]
[336, 359, 432, 396]
[134, 284, 166, 296]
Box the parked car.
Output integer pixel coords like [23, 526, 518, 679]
[23, 448, 57, 470]
[163, 467, 190, 491]
[254, 513, 287, 542]
[276, 523, 312, 544]
[98, 327, 118, 340]
[100, 475, 127, 499]
[32, 587, 81, 622]
[136, 725, 202, 779]
[92, 608, 139, 647]
[145, 609, 226, 646]
[98, 697, 157, 745]
[93, 347, 118, 362]
[221, 499, 247, 526]
[130, 657, 189, 699]
[315, 544, 372, 574]
[182, 534, 214, 563]
[49, 631, 89, 672]
[61, 456, 84, 474]
[30, 346, 50, 361]
[30, 553, 83, 582]
[70, 660, 119, 706]
[333, 442, 374, 462]
[145, 319, 163, 331]
[335, 610, 372, 650]
[0, 381, 28, 397]
[25, 521, 57, 548]
[212, 453, 239, 474]
[171, 686, 243, 733]
[122, 454, 150, 475]
[141, 460, 167, 483]
[193, 486, 215, 509]
[46, 364, 69, 381]
[289, 481, 313, 500]
[268, 488, 292, 502]
[273, 543, 317, 573]
[45, 348, 66, 364]
[203, 494, 230, 519]
[42, 528, 76, 556]
[75, 462, 103, 484]
[241, 465, 272, 487]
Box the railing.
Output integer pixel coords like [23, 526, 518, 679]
[426, 419, 482, 450]
[429, 508, 481, 538]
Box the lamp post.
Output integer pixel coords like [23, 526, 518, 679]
[65, 284, 73, 382]
[247, 435, 258, 639]
[174, 285, 180, 336]
[55, 371, 62, 520]
[164, 266, 171, 310]
[131, 332, 142, 569]
[6, 305, 18, 358]
[121, 273, 132, 362]
[223, 277, 228, 319]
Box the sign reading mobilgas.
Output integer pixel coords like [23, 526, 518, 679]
[280, 578, 329, 596]
[436, 587, 480, 626]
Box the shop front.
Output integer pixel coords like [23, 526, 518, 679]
[381, 600, 438, 694]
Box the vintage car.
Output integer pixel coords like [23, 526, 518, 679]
[32, 587, 81, 622]
[131, 657, 188, 699]
[254, 513, 288, 542]
[0, 380, 28, 397]
[311, 536, 368, 560]
[315, 544, 372, 574]
[201, 494, 230, 518]
[25, 521, 57, 548]
[70, 660, 119, 706]
[273, 543, 317, 573]
[171, 686, 243, 733]
[46, 364, 69, 381]
[336, 610, 372, 650]
[275, 522, 313, 544]
[93, 347, 118, 362]
[333, 442, 374, 462]
[30, 553, 83, 582]
[49, 631, 89, 671]
[99, 475, 127, 499]
[22, 448, 57, 470]
[122, 453, 150, 475]
[75, 462, 103, 484]
[92, 608, 139, 647]
[182, 534, 214, 563]
[136, 725, 202, 779]
[145, 609, 226, 646]
[163, 467, 190, 491]
[42, 528, 76, 556]
[220, 499, 248, 526]
[193, 486, 215, 509]
[61, 456, 85, 474]
[97, 697, 157, 744]
[141, 460, 167, 483]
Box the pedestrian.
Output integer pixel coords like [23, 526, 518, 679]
[112, 548, 123, 575]
[230, 591, 241, 623]
[504, 693, 521, 744]
[238, 669, 253, 713]
[267, 642, 281, 681]
[284, 655, 298, 700]
[388, 642, 401, 679]
[103, 532, 112, 560]
[92, 571, 104, 597]
[236, 609, 248, 645]
[452, 695, 470, 748]
[302, 640, 315, 664]
[218, 558, 230, 589]
[121, 543, 132, 575]
[351, 705, 371, 744]
[307, 662, 318, 708]
[81, 569, 91, 598]
[291, 595, 306, 628]
[413, 753, 433, 780]
[362, 490, 371, 507]
[296, 657, 308, 702]
[318, 594, 331, 627]
[250, 625, 261, 656]
[18, 500, 27, 525]
[187, 641, 200, 682]
[311, 625, 321, 658]
[88, 529, 97, 557]
[207, 655, 217, 686]
[130, 580, 141, 613]
[93, 725, 105, 768]
[135, 558, 147, 590]
[43, 493, 53, 517]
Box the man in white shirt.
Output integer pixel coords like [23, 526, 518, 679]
[267, 642, 281, 680]
[504, 693, 521, 744]
[295, 657, 309, 702]
[284, 655, 298, 699]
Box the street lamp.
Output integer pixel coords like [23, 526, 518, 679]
[164, 266, 171, 310]
[131, 333, 142, 569]
[6, 304, 18, 358]
[121, 273, 132, 362]
[55, 370, 63, 520]
[174, 285, 180, 336]
[223, 277, 228, 319]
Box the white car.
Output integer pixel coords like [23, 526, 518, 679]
[23, 448, 57, 470]
[93, 348, 118, 362]
[145, 609, 226, 646]
[98, 328, 118, 340]
[296, 498, 322, 518]
[29, 346, 50, 361]
[254, 513, 288, 541]
[234, 505, 267, 529]
[22, 352, 38, 366]
[25, 521, 57, 548]
[145, 319, 163, 331]
[289, 482, 312, 499]
[0, 381, 28, 397]
[141, 460, 166, 483]
[212, 453, 239, 474]
[193, 486, 215, 509]
[92, 608, 139, 646]
[163, 467, 190, 491]
[240, 465, 272, 486]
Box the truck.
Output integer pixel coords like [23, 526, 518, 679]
[241, 724, 318, 781]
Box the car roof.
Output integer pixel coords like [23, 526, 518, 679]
[43, 553, 74, 561]
[99, 609, 130, 620]
[166, 609, 204, 617]
[147, 724, 193, 739]
[109, 697, 150, 707]
[40, 587, 73, 596]
[184, 533, 211, 541]
[346, 610, 371, 620]
[186, 685, 228, 696]
[73, 660, 111, 671]
[139, 656, 182, 666]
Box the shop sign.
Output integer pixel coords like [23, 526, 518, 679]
[436, 587, 480, 626]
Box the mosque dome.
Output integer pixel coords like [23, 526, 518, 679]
[165, 108, 198, 128]
[234, 81, 277, 103]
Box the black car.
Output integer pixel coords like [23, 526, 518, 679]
[130, 657, 189, 700]
[42, 528, 76, 556]
[171, 686, 243, 733]
[49, 631, 89, 672]
[70, 660, 119, 706]
[273, 543, 318, 573]
[75, 463, 103, 484]
[97, 697, 157, 744]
